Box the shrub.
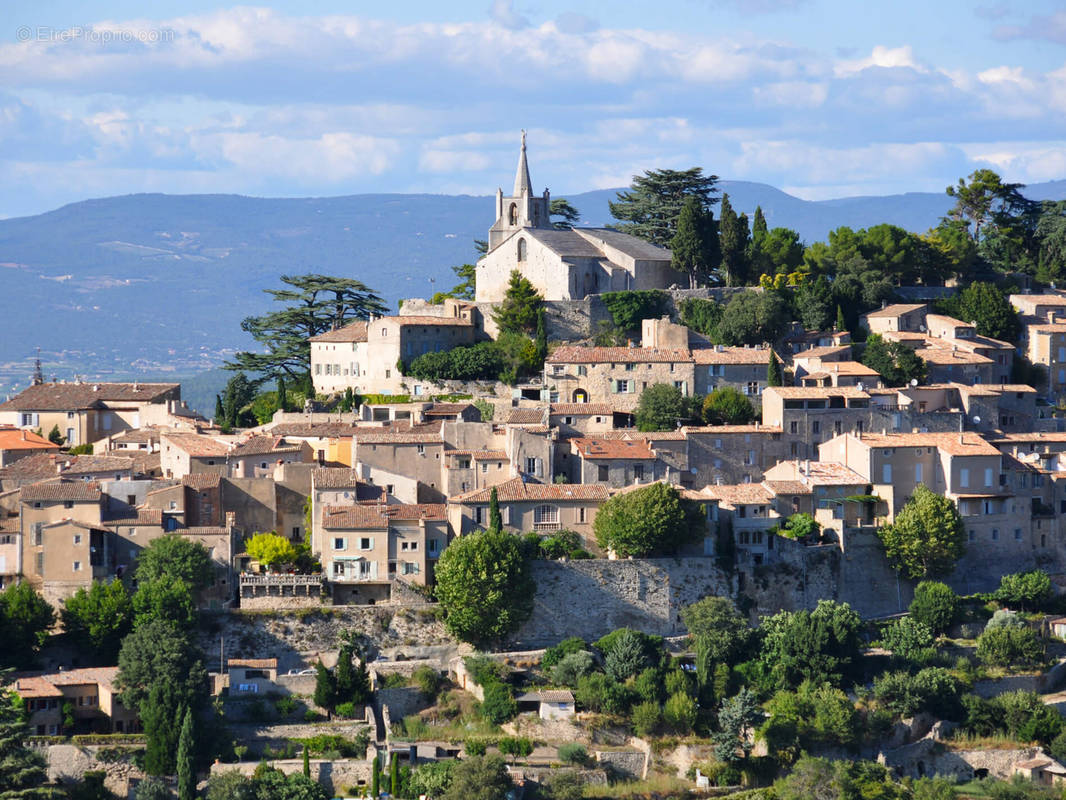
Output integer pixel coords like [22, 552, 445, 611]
[334, 702, 358, 719]
[464, 655, 507, 687]
[663, 691, 698, 734]
[879, 616, 937, 664]
[986, 608, 1025, 631]
[664, 669, 695, 699]
[977, 626, 1043, 669]
[557, 742, 588, 766]
[632, 701, 662, 737]
[550, 651, 595, 687]
[412, 666, 442, 699]
[575, 673, 631, 715]
[479, 683, 517, 725]
[542, 637, 588, 670]
[274, 696, 298, 716]
[632, 668, 664, 704]
[873, 668, 962, 719]
[995, 570, 1052, 611]
[909, 581, 958, 634]
[602, 290, 670, 332]
[465, 740, 487, 756]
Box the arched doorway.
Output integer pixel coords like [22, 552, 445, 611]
[572, 389, 588, 403]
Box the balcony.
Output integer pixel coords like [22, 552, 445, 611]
[533, 522, 561, 532]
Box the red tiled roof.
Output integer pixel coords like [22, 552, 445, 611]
[547, 346, 690, 364]
[227, 658, 278, 670]
[310, 320, 368, 343]
[0, 382, 178, 411]
[323, 504, 389, 529]
[691, 347, 772, 365]
[183, 473, 222, 489]
[231, 436, 302, 456]
[21, 480, 101, 502]
[571, 438, 656, 460]
[162, 434, 231, 457]
[0, 427, 59, 452]
[505, 408, 546, 425]
[63, 455, 135, 474]
[452, 477, 609, 503]
[549, 403, 613, 416]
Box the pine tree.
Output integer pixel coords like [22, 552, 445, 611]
[489, 487, 502, 534]
[277, 377, 288, 413]
[718, 193, 750, 287]
[767, 354, 784, 387]
[303, 744, 311, 778]
[492, 271, 543, 334]
[177, 707, 195, 800]
[0, 689, 52, 798]
[671, 196, 719, 288]
[534, 308, 548, 364]
[47, 424, 64, 446]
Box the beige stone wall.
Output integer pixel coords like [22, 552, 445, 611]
[546, 360, 696, 411]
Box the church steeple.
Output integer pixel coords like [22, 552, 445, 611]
[513, 130, 532, 196]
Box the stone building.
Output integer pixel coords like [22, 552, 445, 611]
[9, 667, 139, 735]
[475, 133, 680, 302]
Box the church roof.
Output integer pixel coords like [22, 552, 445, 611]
[574, 228, 673, 261]
[523, 228, 606, 259]
[514, 130, 533, 196]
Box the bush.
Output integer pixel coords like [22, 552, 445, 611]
[407, 341, 506, 382]
[872, 668, 962, 719]
[575, 673, 631, 715]
[879, 616, 937, 664]
[632, 668, 664, 704]
[464, 655, 507, 687]
[542, 637, 588, 670]
[479, 683, 517, 725]
[663, 691, 698, 734]
[412, 666, 442, 699]
[602, 290, 670, 331]
[632, 701, 662, 737]
[995, 570, 1052, 612]
[909, 581, 958, 634]
[557, 742, 588, 766]
[465, 739, 487, 756]
[977, 626, 1043, 669]
[334, 701, 358, 719]
[550, 651, 595, 687]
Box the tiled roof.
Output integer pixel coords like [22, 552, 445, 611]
[0, 382, 178, 411]
[792, 345, 853, 360]
[0, 427, 59, 452]
[505, 408, 546, 425]
[914, 346, 993, 365]
[571, 438, 656, 460]
[21, 480, 101, 502]
[355, 423, 443, 445]
[268, 422, 364, 437]
[574, 228, 672, 261]
[547, 346, 690, 364]
[228, 658, 278, 670]
[108, 428, 162, 444]
[702, 484, 776, 505]
[804, 361, 880, 376]
[863, 303, 926, 318]
[1027, 323, 1066, 333]
[691, 347, 771, 365]
[310, 320, 368, 343]
[683, 425, 783, 434]
[182, 526, 231, 535]
[323, 504, 389, 529]
[0, 452, 62, 479]
[855, 431, 1000, 456]
[231, 436, 302, 456]
[423, 403, 476, 416]
[763, 480, 812, 495]
[549, 403, 613, 416]
[183, 473, 222, 489]
[383, 504, 447, 521]
[163, 433, 231, 457]
[64, 455, 135, 474]
[517, 689, 575, 703]
[1010, 293, 1066, 306]
[10, 675, 63, 698]
[990, 432, 1066, 443]
[763, 459, 869, 486]
[386, 315, 472, 327]
[10, 667, 120, 695]
[471, 450, 508, 461]
[522, 227, 611, 258]
[452, 476, 609, 503]
[106, 507, 164, 526]
[761, 386, 870, 399]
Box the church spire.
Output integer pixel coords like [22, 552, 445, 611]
[513, 130, 532, 196]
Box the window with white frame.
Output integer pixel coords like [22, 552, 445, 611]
[533, 505, 559, 526]
[359, 537, 373, 550]
[332, 537, 347, 551]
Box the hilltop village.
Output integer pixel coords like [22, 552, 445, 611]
[8, 140, 1066, 800]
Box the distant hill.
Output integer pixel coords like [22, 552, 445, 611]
[1, 179, 1063, 403]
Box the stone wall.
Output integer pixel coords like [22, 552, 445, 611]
[211, 758, 372, 796]
[509, 557, 735, 648]
[594, 748, 648, 780]
[881, 741, 1041, 781]
[377, 687, 432, 722]
[43, 743, 145, 797]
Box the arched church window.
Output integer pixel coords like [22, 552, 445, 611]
[509, 203, 518, 225]
[517, 238, 527, 262]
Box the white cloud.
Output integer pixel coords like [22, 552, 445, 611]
[834, 45, 924, 77]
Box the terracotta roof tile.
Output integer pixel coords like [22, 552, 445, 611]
[183, 473, 222, 489]
[863, 303, 926, 318]
[63, 455, 135, 474]
[309, 320, 368, 343]
[106, 507, 164, 527]
[268, 422, 364, 437]
[323, 504, 389, 529]
[505, 408, 546, 425]
[0, 427, 59, 452]
[227, 658, 277, 670]
[452, 476, 609, 503]
[356, 423, 444, 445]
[571, 438, 656, 460]
[231, 436, 303, 456]
[21, 480, 101, 502]
[547, 346, 691, 364]
[853, 431, 1000, 456]
[702, 484, 776, 505]
[162, 434, 231, 457]
[691, 347, 772, 365]
[549, 403, 614, 416]
[0, 382, 179, 412]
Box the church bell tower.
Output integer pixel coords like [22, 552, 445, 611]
[487, 131, 551, 251]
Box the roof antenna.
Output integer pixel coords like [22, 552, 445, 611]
[31, 348, 43, 386]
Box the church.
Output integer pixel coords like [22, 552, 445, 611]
[475, 133, 682, 303]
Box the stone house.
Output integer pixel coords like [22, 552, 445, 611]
[1010, 292, 1066, 322]
[160, 433, 232, 480]
[566, 437, 670, 488]
[475, 133, 680, 302]
[9, 667, 139, 735]
[258, 420, 361, 466]
[1014, 316, 1066, 399]
[227, 658, 279, 695]
[548, 403, 617, 436]
[700, 483, 781, 565]
[544, 345, 694, 410]
[783, 327, 852, 355]
[319, 503, 449, 604]
[684, 424, 788, 486]
[447, 476, 609, 547]
[691, 345, 774, 398]
[227, 436, 312, 479]
[309, 320, 369, 395]
[351, 423, 448, 502]
[860, 303, 929, 334]
[1014, 756, 1066, 787]
[515, 689, 576, 721]
[0, 382, 194, 448]
[0, 426, 59, 467]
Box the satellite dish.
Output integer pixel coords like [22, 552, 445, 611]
[910, 379, 919, 387]
[690, 468, 698, 475]
[856, 382, 864, 392]
[973, 416, 981, 425]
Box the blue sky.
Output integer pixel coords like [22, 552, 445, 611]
[1, 0, 1065, 218]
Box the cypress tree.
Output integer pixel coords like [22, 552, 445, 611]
[313, 661, 336, 715]
[371, 754, 381, 797]
[718, 193, 750, 287]
[534, 308, 548, 364]
[277, 377, 288, 413]
[749, 206, 769, 278]
[671, 195, 718, 288]
[767, 354, 783, 387]
[836, 304, 848, 333]
[488, 487, 502, 534]
[303, 744, 311, 778]
[177, 707, 195, 800]
[335, 647, 354, 702]
[390, 752, 399, 795]
[350, 657, 372, 705]
[214, 394, 224, 425]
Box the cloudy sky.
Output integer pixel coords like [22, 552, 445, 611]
[1, 0, 1065, 218]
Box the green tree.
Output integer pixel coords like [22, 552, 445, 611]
[601, 290, 671, 332]
[861, 334, 927, 387]
[246, 532, 298, 569]
[431, 262, 477, 303]
[836, 305, 848, 333]
[142, 682, 186, 774]
[603, 629, 653, 682]
[680, 297, 723, 338]
[135, 536, 214, 592]
[434, 528, 535, 646]
[702, 387, 756, 425]
[909, 581, 958, 634]
[0, 582, 54, 669]
[949, 282, 1021, 342]
[714, 688, 760, 762]
[135, 778, 172, 800]
[767, 353, 784, 387]
[716, 290, 790, 345]
[442, 755, 514, 800]
[390, 752, 399, 795]
[755, 227, 805, 276]
[757, 600, 863, 690]
[547, 770, 585, 800]
[213, 395, 224, 425]
[550, 198, 581, 230]
[977, 625, 1043, 669]
[177, 707, 195, 800]
[276, 376, 288, 412]
[878, 485, 965, 580]
[488, 487, 502, 534]
[47, 424, 65, 446]
[610, 167, 719, 247]
[534, 308, 548, 365]
[995, 570, 1052, 611]
[879, 617, 936, 664]
[313, 662, 336, 714]
[593, 482, 704, 557]
[635, 383, 689, 431]
[671, 195, 720, 287]
[371, 755, 380, 798]
[492, 270, 543, 335]
[681, 596, 750, 665]
[409, 761, 454, 798]
[632, 701, 662, 737]
[718, 194, 751, 286]
[663, 690, 698, 734]
[795, 274, 834, 331]
[0, 687, 53, 798]
[873, 667, 963, 719]
[61, 580, 133, 662]
[227, 274, 387, 383]
[302, 745, 310, 779]
[947, 169, 1031, 244]
[221, 372, 256, 429]
[132, 575, 197, 630]
[749, 206, 769, 274]
[479, 682, 517, 724]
